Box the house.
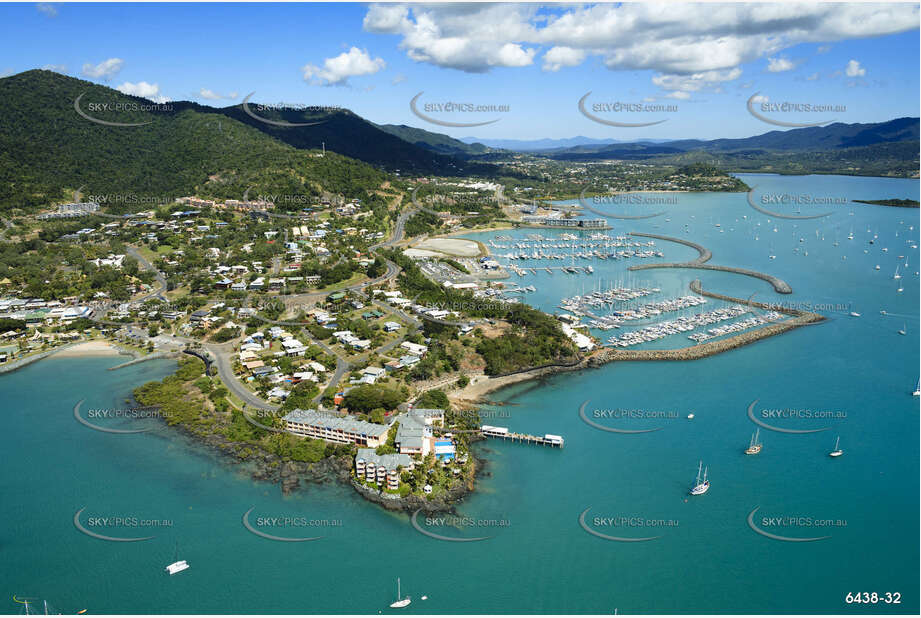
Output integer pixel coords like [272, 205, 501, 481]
[249, 277, 265, 290]
[361, 366, 387, 384]
[400, 341, 428, 356]
[190, 309, 210, 324]
[267, 387, 289, 400]
[307, 361, 326, 373]
[383, 321, 401, 332]
[281, 338, 307, 357]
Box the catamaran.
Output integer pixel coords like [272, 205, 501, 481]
[829, 436, 843, 458]
[390, 578, 411, 608]
[745, 429, 762, 455]
[690, 461, 710, 495]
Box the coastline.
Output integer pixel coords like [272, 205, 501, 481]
[50, 340, 125, 357]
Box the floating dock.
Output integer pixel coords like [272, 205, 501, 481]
[480, 425, 564, 448]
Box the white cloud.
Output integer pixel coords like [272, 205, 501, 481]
[652, 68, 742, 94]
[81, 58, 124, 80]
[750, 94, 769, 104]
[302, 47, 386, 86]
[664, 90, 691, 100]
[199, 88, 238, 100]
[116, 81, 169, 103]
[845, 59, 866, 77]
[766, 56, 795, 72]
[816, 45, 831, 54]
[42, 64, 67, 73]
[391, 73, 407, 85]
[806, 72, 820, 81]
[542, 46, 587, 72]
[363, 3, 917, 76]
[36, 3, 57, 18]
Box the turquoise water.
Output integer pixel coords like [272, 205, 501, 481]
[1, 174, 918, 614]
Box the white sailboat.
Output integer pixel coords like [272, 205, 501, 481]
[913, 380, 920, 397]
[390, 578, 411, 608]
[690, 461, 710, 495]
[745, 429, 762, 455]
[893, 264, 902, 280]
[899, 323, 907, 336]
[165, 542, 190, 575]
[829, 436, 843, 458]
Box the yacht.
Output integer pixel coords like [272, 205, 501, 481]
[849, 311, 861, 317]
[829, 436, 843, 458]
[894, 265, 902, 280]
[913, 380, 920, 397]
[390, 578, 411, 608]
[899, 323, 907, 336]
[165, 560, 189, 575]
[690, 461, 710, 495]
[745, 429, 762, 455]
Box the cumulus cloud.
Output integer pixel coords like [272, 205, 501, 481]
[42, 64, 67, 73]
[845, 59, 866, 77]
[81, 58, 124, 80]
[362, 3, 917, 77]
[750, 94, 769, 104]
[652, 68, 742, 93]
[766, 56, 795, 72]
[664, 90, 692, 100]
[542, 46, 587, 72]
[116, 81, 169, 103]
[36, 3, 57, 17]
[199, 88, 238, 100]
[302, 47, 386, 85]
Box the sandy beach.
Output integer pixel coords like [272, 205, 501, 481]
[51, 340, 124, 357]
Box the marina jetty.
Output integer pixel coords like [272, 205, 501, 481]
[626, 232, 793, 294]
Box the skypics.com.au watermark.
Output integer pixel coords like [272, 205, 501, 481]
[241, 507, 339, 542]
[410, 92, 508, 128]
[579, 400, 681, 434]
[410, 509, 507, 542]
[747, 506, 845, 542]
[746, 399, 846, 434]
[73, 400, 166, 435]
[74, 92, 172, 127]
[578, 92, 675, 128]
[746, 92, 843, 128]
[73, 506, 171, 542]
[579, 507, 677, 542]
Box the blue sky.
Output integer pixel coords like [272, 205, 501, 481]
[2, 2, 918, 141]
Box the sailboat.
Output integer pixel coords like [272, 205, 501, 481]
[913, 379, 920, 397]
[390, 578, 411, 608]
[165, 542, 190, 575]
[745, 429, 762, 455]
[689, 461, 710, 495]
[899, 323, 907, 335]
[829, 436, 843, 458]
[893, 264, 902, 280]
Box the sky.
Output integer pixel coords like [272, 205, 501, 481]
[1, 2, 919, 141]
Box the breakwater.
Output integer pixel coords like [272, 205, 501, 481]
[625, 232, 793, 294]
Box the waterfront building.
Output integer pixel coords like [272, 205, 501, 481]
[283, 409, 390, 447]
[355, 448, 414, 490]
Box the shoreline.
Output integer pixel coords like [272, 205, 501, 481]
[50, 339, 126, 357]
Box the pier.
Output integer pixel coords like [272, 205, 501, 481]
[628, 232, 711, 264]
[480, 425, 564, 448]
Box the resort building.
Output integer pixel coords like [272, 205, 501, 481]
[282, 409, 390, 447]
[354, 448, 414, 490]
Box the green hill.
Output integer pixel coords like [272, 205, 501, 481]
[0, 70, 446, 213]
[375, 124, 491, 156]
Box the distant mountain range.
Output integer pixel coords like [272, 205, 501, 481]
[456, 136, 670, 151]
